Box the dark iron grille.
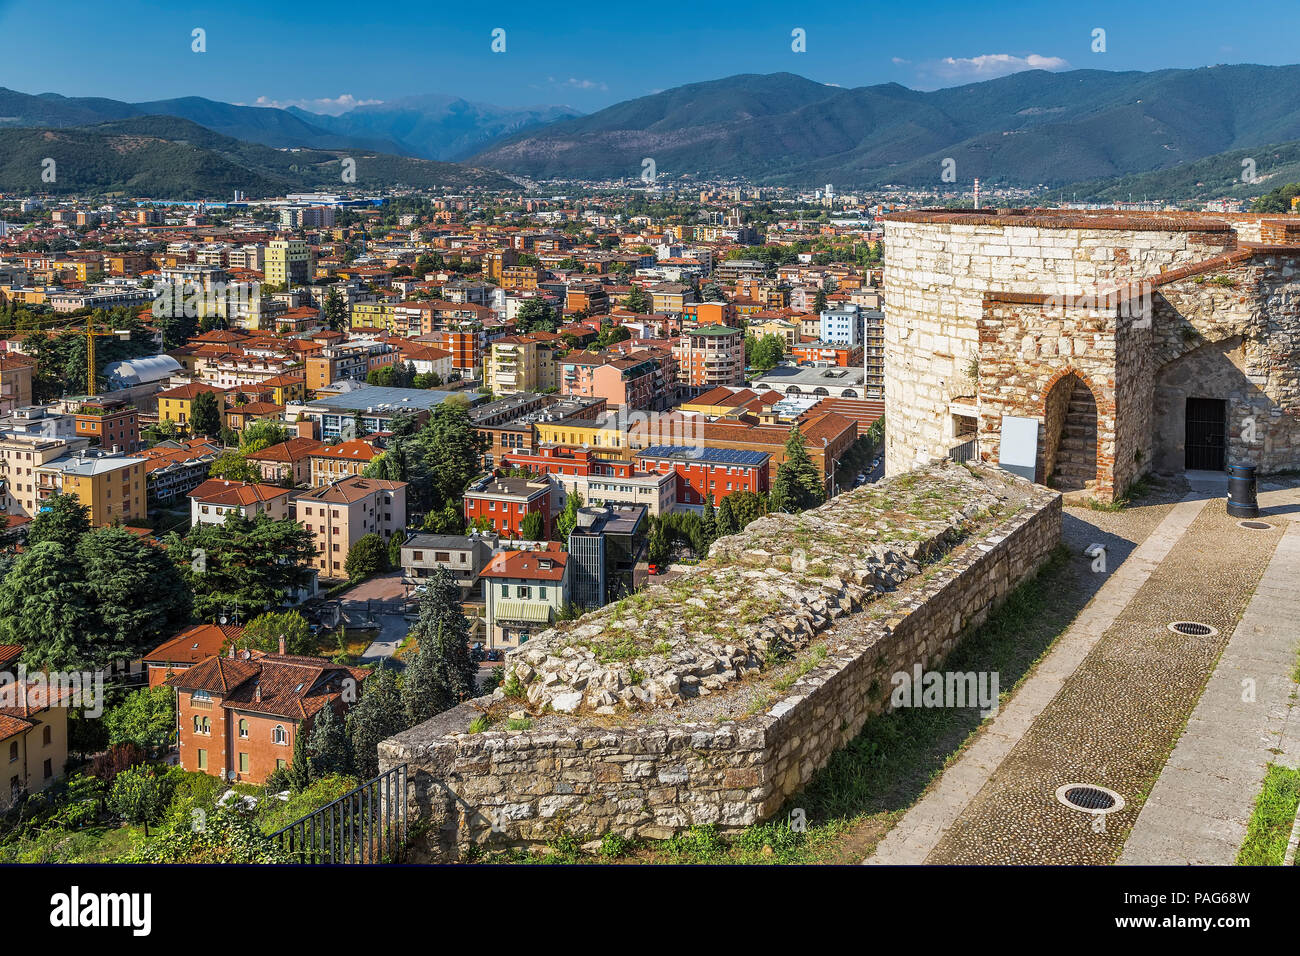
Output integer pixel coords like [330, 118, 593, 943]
[1185, 398, 1227, 471]
[1064, 786, 1116, 811]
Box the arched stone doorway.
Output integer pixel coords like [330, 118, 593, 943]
[1042, 372, 1098, 492]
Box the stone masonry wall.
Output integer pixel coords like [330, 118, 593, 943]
[882, 213, 1234, 480]
[379, 465, 1061, 861]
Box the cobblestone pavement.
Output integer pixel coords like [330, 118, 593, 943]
[920, 498, 1284, 864]
[1119, 511, 1300, 865]
[866, 488, 1190, 864]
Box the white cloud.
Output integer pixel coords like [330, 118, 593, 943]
[921, 53, 1070, 85]
[242, 94, 385, 116]
[546, 76, 608, 92]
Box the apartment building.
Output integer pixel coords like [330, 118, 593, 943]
[244, 436, 325, 486]
[189, 479, 292, 526]
[463, 473, 553, 539]
[140, 438, 223, 505]
[265, 239, 312, 287]
[0, 358, 34, 415]
[1, 668, 72, 808]
[156, 382, 230, 431]
[308, 439, 382, 486]
[484, 333, 561, 395]
[293, 477, 408, 580]
[304, 341, 399, 391]
[36, 447, 147, 525]
[634, 445, 769, 510]
[73, 398, 140, 452]
[673, 325, 745, 393]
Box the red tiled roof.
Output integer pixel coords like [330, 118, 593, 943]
[144, 624, 245, 668]
[188, 479, 292, 507]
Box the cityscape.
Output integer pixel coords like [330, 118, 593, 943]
[1, 0, 1297, 931]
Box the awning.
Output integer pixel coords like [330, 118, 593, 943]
[494, 600, 552, 625]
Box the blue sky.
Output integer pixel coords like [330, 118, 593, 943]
[1, 0, 1296, 114]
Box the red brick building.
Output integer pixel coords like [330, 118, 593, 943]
[634, 445, 769, 509]
[463, 473, 553, 539]
[166, 647, 367, 784]
[74, 398, 141, 452]
[142, 623, 244, 687]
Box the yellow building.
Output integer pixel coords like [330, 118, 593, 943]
[350, 301, 397, 332]
[156, 383, 230, 431]
[533, 414, 632, 459]
[35, 449, 147, 525]
[261, 372, 307, 406]
[0, 435, 89, 519]
[0, 649, 72, 809]
[484, 336, 559, 395]
[265, 239, 311, 287]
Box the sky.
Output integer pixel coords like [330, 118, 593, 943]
[0, 0, 1296, 115]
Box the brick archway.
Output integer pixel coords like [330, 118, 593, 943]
[1039, 368, 1105, 492]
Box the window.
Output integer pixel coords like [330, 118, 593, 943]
[201, 717, 211, 735]
[539, 586, 548, 600]
[43, 758, 52, 780]
[277, 758, 287, 770]
[273, 724, 288, 745]
[238, 753, 249, 774]
[7, 741, 16, 763]
[238, 719, 248, 739]
[197, 749, 207, 770]
[42, 726, 51, 746]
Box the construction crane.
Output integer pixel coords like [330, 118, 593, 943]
[0, 314, 132, 396]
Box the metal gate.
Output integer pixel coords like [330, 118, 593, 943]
[270, 764, 408, 863]
[1185, 398, 1226, 471]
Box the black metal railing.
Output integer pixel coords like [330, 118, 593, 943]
[270, 764, 408, 864]
[949, 437, 980, 464]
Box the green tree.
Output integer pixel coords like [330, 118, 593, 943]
[770, 425, 825, 514]
[104, 686, 176, 757]
[171, 514, 317, 621]
[306, 704, 353, 778]
[189, 390, 222, 438]
[26, 493, 91, 551]
[423, 500, 466, 535]
[717, 495, 738, 537]
[0, 541, 96, 671]
[520, 510, 545, 541]
[387, 532, 405, 571]
[347, 664, 406, 779]
[108, 765, 169, 837]
[207, 450, 262, 483]
[700, 495, 717, 546]
[812, 289, 828, 313]
[323, 286, 348, 331]
[554, 490, 583, 542]
[77, 526, 193, 663]
[402, 568, 476, 723]
[239, 419, 291, 452]
[345, 533, 389, 579]
[410, 399, 487, 512]
[624, 285, 651, 313]
[228, 610, 314, 656]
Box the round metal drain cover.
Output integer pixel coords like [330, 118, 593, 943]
[1055, 783, 1125, 815]
[1238, 520, 1271, 530]
[1168, 621, 1219, 637]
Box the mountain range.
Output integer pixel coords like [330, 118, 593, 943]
[7, 64, 1300, 198]
[470, 65, 1300, 190]
[0, 117, 517, 199]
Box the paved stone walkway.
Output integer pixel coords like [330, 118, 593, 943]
[867, 494, 1209, 864]
[868, 478, 1300, 865]
[1119, 517, 1300, 865]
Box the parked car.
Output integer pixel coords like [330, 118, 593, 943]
[486, 649, 503, 662]
[648, 563, 662, 575]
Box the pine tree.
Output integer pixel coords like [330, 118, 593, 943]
[701, 495, 717, 547]
[27, 492, 91, 551]
[770, 425, 826, 514]
[717, 496, 738, 536]
[307, 703, 353, 778]
[347, 664, 406, 778]
[402, 568, 476, 723]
